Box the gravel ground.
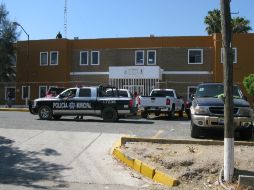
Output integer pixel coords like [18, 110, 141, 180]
[122, 142, 254, 190]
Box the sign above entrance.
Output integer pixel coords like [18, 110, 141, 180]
[109, 66, 162, 79]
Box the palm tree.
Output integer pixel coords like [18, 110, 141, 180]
[204, 9, 252, 35]
[231, 16, 252, 33]
[204, 9, 221, 35]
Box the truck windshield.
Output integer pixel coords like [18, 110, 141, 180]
[151, 90, 174, 97]
[196, 84, 243, 98]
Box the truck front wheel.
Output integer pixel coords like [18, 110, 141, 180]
[190, 122, 200, 138]
[38, 106, 53, 120]
[102, 107, 118, 122]
[239, 130, 252, 140]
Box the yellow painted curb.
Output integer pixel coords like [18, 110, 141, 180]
[140, 162, 155, 179]
[0, 108, 29, 112]
[153, 170, 179, 187]
[113, 148, 134, 168]
[133, 159, 142, 173]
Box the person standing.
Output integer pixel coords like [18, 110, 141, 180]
[6, 92, 12, 108]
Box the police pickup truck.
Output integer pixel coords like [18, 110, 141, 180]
[190, 83, 253, 140]
[29, 86, 137, 122]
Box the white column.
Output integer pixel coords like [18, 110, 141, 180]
[224, 138, 234, 181]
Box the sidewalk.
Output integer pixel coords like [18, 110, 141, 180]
[0, 128, 151, 190]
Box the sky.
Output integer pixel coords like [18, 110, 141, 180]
[2, 0, 254, 41]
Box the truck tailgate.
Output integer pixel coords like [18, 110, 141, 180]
[140, 96, 167, 107]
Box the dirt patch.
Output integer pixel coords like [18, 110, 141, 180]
[121, 142, 254, 190]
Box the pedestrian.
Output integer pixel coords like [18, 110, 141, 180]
[6, 92, 12, 108]
[56, 32, 62, 39]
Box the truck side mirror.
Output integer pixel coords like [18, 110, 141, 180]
[190, 94, 195, 100]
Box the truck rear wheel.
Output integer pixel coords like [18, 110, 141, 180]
[141, 111, 148, 118]
[168, 106, 175, 119]
[38, 106, 53, 120]
[102, 107, 118, 122]
[190, 122, 200, 138]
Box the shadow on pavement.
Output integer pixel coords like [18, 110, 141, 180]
[0, 136, 70, 189]
[48, 118, 155, 124]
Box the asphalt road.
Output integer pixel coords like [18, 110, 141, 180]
[0, 111, 192, 139]
[0, 111, 253, 190]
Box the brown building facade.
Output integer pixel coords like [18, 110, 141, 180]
[6, 33, 254, 105]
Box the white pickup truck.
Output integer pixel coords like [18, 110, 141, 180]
[139, 89, 185, 118]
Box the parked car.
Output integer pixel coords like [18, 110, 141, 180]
[139, 89, 185, 118]
[190, 83, 253, 140]
[45, 87, 66, 97]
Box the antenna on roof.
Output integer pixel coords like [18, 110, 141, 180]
[64, 0, 67, 38]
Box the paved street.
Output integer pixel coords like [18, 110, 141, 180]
[0, 111, 192, 139]
[0, 111, 253, 190]
[0, 111, 192, 190]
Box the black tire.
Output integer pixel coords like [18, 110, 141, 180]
[38, 106, 53, 120]
[141, 111, 148, 118]
[190, 122, 200, 138]
[178, 105, 184, 118]
[186, 109, 191, 120]
[53, 115, 62, 120]
[102, 107, 118, 122]
[239, 130, 252, 140]
[168, 105, 175, 119]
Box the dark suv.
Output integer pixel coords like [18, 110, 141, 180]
[190, 83, 253, 140]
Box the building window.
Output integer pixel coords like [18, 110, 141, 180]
[50, 51, 59, 65]
[5, 87, 16, 100]
[147, 50, 156, 65]
[40, 52, 48, 66]
[187, 86, 197, 101]
[135, 50, 144, 65]
[188, 49, 203, 64]
[39, 86, 47, 98]
[80, 51, 89, 65]
[221, 48, 237, 64]
[91, 51, 100, 65]
[22, 86, 30, 100]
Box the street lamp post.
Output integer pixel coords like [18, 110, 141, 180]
[13, 22, 29, 106]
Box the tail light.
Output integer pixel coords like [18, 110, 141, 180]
[166, 98, 170, 105]
[129, 99, 133, 108]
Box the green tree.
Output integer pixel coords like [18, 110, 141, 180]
[243, 74, 254, 96]
[204, 9, 252, 35]
[0, 3, 18, 84]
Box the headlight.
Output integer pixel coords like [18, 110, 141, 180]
[192, 105, 209, 115]
[237, 107, 253, 117]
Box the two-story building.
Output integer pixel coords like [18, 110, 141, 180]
[5, 33, 254, 105]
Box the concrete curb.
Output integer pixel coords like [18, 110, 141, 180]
[111, 137, 180, 187]
[0, 108, 29, 112]
[112, 136, 254, 188]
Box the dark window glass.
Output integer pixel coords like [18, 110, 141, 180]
[91, 51, 99, 65]
[79, 89, 91, 97]
[51, 52, 58, 65]
[148, 51, 155, 64]
[136, 51, 144, 65]
[80, 52, 88, 65]
[151, 90, 174, 97]
[189, 50, 202, 64]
